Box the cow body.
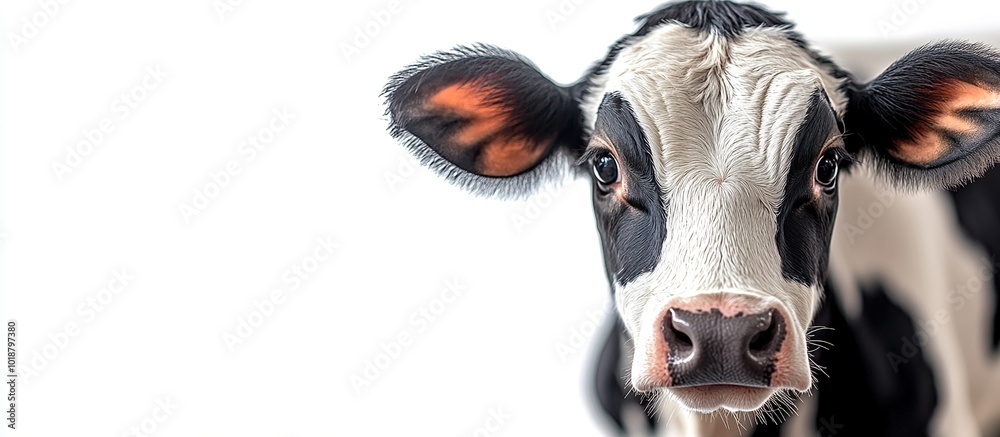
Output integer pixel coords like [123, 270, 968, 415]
[384, 2, 1000, 435]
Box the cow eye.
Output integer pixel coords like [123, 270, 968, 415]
[592, 152, 620, 186]
[815, 150, 840, 191]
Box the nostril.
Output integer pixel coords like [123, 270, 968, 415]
[748, 318, 777, 352]
[747, 310, 785, 360]
[662, 309, 696, 361]
[673, 324, 694, 348]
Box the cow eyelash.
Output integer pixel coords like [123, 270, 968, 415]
[821, 133, 855, 163]
[827, 147, 856, 166]
[576, 147, 607, 167]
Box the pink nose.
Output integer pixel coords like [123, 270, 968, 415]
[661, 307, 786, 387]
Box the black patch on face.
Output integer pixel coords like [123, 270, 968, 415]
[775, 92, 841, 286]
[946, 165, 1000, 351]
[587, 93, 666, 286]
[809, 280, 939, 437]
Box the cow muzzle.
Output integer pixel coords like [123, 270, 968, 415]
[663, 307, 785, 387]
[632, 293, 811, 412]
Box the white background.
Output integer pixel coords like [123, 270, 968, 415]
[1, 1, 998, 436]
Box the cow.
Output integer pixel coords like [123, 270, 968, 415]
[382, 1, 1000, 435]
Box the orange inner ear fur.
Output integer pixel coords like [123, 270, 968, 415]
[424, 82, 552, 177]
[893, 81, 1000, 165]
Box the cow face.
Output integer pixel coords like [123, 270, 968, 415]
[582, 25, 847, 412]
[384, 0, 1000, 415]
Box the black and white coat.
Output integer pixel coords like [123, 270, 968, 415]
[384, 2, 1000, 436]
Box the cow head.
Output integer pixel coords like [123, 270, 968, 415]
[383, 1, 1000, 415]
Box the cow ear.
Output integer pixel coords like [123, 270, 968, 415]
[845, 41, 1000, 189]
[383, 44, 583, 198]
